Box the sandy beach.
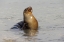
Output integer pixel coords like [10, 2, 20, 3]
[0, 0, 64, 42]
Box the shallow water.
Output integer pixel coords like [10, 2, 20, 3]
[0, 0, 64, 42]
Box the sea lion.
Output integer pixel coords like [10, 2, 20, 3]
[23, 6, 38, 30]
[11, 6, 38, 30]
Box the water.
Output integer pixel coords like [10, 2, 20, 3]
[0, 0, 64, 42]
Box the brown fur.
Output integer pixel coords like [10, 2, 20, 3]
[23, 6, 38, 30]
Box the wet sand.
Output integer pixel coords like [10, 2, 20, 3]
[0, 0, 64, 42]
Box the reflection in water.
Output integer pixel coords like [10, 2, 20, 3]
[23, 29, 38, 36]
[23, 29, 38, 42]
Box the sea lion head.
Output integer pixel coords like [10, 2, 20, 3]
[23, 6, 32, 14]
